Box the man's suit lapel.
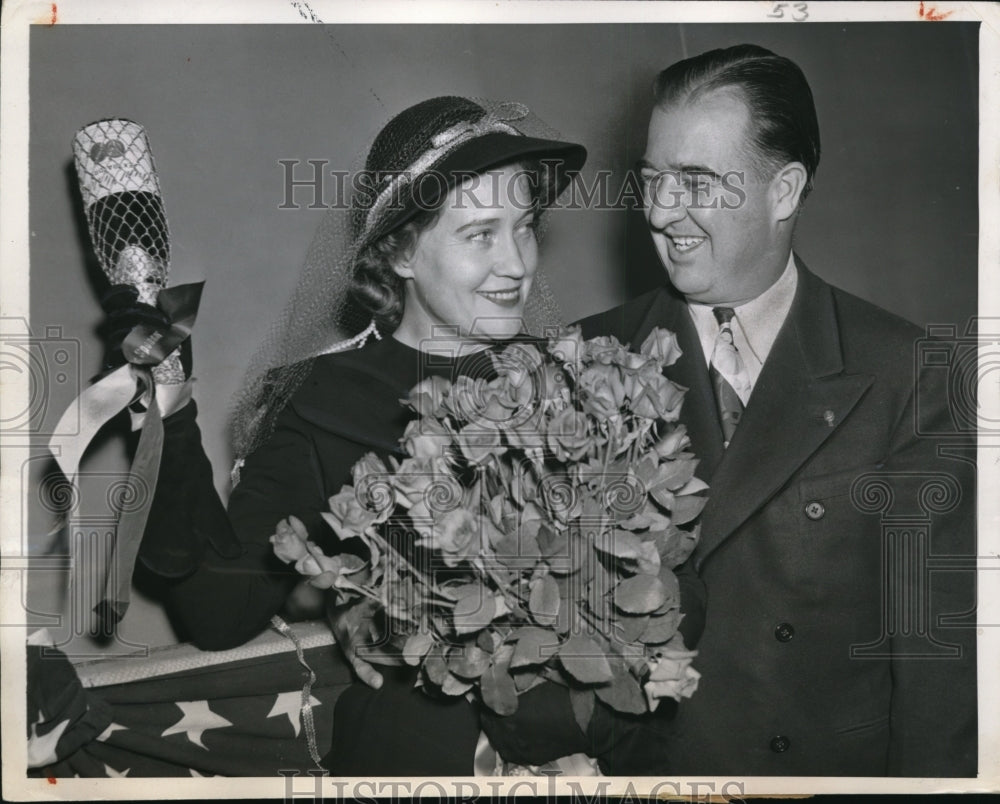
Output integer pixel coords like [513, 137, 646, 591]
[692, 263, 875, 569]
[625, 287, 726, 481]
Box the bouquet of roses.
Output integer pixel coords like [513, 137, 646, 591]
[272, 326, 705, 719]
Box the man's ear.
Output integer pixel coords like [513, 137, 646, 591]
[771, 161, 807, 222]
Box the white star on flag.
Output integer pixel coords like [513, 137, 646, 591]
[266, 691, 322, 737]
[161, 701, 233, 749]
[97, 722, 128, 742]
[27, 712, 70, 768]
[103, 763, 131, 777]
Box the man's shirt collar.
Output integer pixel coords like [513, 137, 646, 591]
[686, 252, 798, 401]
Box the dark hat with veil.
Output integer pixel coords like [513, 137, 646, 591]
[353, 96, 586, 253]
[228, 96, 587, 474]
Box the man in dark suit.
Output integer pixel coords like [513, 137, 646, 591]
[578, 44, 977, 776]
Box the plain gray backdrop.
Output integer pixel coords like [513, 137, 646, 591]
[25, 22, 978, 651]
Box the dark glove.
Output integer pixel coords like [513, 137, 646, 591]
[325, 664, 480, 776]
[588, 696, 677, 775]
[99, 283, 192, 376]
[480, 678, 680, 774]
[137, 400, 241, 576]
[479, 680, 590, 766]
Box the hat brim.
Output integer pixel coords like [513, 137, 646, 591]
[434, 131, 587, 205]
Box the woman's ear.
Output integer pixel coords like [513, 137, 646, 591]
[389, 224, 422, 280]
[770, 161, 807, 222]
[391, 253, 414, 280]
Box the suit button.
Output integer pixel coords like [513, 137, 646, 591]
[774, 622, 795, 642]
[804, 501, 825, 520]
[770, 735, 791, 753]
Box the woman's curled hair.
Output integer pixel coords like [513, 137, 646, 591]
[349, 208, 437, 333]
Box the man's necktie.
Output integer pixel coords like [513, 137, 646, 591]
[709, 306, 751, 447]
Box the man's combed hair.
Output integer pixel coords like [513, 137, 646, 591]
[654, 44, 821, 201]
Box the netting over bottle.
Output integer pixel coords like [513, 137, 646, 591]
[73, 119, 184, 384]
[74, 119, 170, 299]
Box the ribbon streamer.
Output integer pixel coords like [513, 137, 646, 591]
[48, 281, 203, 631]
[95, 370, 164, 629]
[270, 616, 327, 771]
[122, 282, 203, 367]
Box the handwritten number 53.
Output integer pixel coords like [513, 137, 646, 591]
[768, 2, 809, 20]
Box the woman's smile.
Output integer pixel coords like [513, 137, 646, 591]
[477, 287, 522, 306]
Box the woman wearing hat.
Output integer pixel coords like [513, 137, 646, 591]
[108, 96, 701, 774]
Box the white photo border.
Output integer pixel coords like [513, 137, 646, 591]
[2, 0, 998, 799]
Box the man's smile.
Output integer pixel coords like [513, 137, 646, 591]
[668, 234, 707, 254]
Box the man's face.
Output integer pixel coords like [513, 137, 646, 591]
[640, 90, 789, 305]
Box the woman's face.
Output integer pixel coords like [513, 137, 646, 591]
[392, 164, 539, 349]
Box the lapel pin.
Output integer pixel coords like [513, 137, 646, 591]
[823, 409, 836, 427]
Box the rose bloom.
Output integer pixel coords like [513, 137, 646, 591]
[270, 516, 310, 564]
[494, 342, 544, 390]
[322, 485, 378, 540]
[415, 506, 482, 567]
[622, 350, 657, 372]
[498, 373, 535, 413]
[457, 422, 505, 466]
[586, 335, 629, 366]
[644, 648, 701, 709]
[401, 417, 453, 460]
[351, 452, 389, 488]
[626, 371, 685, 421]
[443, 375, 489, 421]
[294, 551, 324, 578]
[293, 541, 342, 585]
[653, 423, 691, 459]
[298, 544, 367, 590]
[547, 407, 592, 462]
[578, 363, 626, 420]
[404, 375, 451, 418]
[640, 327, 683, 367]
[390, 455, 452, 509]
[479, 378, 527, 429]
